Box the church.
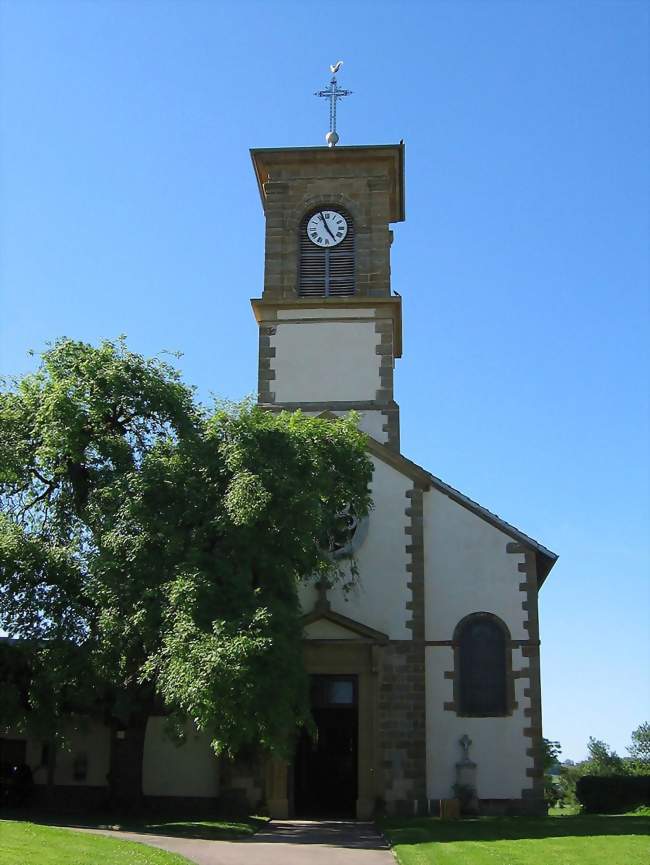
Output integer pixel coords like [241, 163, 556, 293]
[244, 140, 557, 818]
[0, 137, 557, 819]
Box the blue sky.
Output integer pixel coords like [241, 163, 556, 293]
[1, 0, 648, 762]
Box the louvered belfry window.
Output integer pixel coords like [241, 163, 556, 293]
[298, 208, 355, 297]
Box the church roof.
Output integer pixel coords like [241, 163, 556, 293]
[363, 435, 559, 586]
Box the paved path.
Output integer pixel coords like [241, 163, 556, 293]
[74, 820, 395, 865]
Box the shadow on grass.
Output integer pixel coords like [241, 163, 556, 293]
[1, 808, 267, 841]
[241, 820, 390, 849]
[380, 813, 650, 846]
[128, 816, 268, 840]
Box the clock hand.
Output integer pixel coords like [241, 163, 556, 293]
[319, 211, 336, 241]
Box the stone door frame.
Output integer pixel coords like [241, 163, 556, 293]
[266, 639, 383, 820]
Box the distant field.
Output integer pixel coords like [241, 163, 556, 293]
[380, 810, 650, 865]
[0, 820, 191, 865]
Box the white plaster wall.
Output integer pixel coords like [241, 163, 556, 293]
[425, 646, 533, 799]
[422, 487, 533, 800]
[298, 456, 412, 640]
[423, 488, 527, 641]
[53, 720, 111, 787]
[340, 410, 388, 443]
[302, 410, 388, 444]
[3, 717, 219, 796]
[271, 320, 381, 403]
[142, 717, 219, 798]
[0, 719, 111, 787]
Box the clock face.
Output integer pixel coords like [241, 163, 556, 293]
[307, 210, 348, 247]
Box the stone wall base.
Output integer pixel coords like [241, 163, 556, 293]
[28, 785, 221, 816]
[31, 784, 108, 811]
[478, 797, 547, 817]
[219, 752, 265, 814]
[385, 797, 428, 817]
[426, 796, 546, 817]
[501, 796, 547, 817]
[143, 795, 220, 816]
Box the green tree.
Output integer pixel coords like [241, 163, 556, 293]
[627, 722, 650, 764]
[542, 738, 562, 806]
[555, 739, 627, 809]
[542, 738, 562, 773]
[586, 737, 626, 775]
[0, 337, 372, 807]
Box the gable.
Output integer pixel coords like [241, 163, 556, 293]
[302, 608, 388, 644]
[423, 485, 531, 641]
[303, 619, 364, 640]
[316, 410, 558, 585]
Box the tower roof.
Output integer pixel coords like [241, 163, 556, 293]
[250, 143, 406, 223]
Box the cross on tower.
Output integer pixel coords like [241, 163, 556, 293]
[315, 62, 352, 147]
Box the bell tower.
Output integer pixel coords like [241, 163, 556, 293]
[250, 143, 405, 451]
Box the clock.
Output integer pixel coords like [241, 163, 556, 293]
[307, 210, 348, 247]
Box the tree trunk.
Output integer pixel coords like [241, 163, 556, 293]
[108, 714, 148, 814]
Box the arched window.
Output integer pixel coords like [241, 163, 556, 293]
[298, 207, 355, 297]
[456, 614, 509, 717]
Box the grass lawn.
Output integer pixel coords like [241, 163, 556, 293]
[380, 810, 650, 865]
[0, 820, 192, 865]
[3, 810, 267, 841]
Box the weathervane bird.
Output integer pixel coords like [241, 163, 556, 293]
[330, 61, 343, 74]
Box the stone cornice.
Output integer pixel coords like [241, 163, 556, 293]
[250, 143, 405, 223]
[250, 296, 403, 358]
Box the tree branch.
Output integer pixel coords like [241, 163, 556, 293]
[18, 482, 56, 516]
[30, 467, 54, 487]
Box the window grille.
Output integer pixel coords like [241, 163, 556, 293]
[457, 616, 508, 716]
[298, 208, 355, 297]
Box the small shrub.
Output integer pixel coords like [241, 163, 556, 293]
[576, 774, 650, 813]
